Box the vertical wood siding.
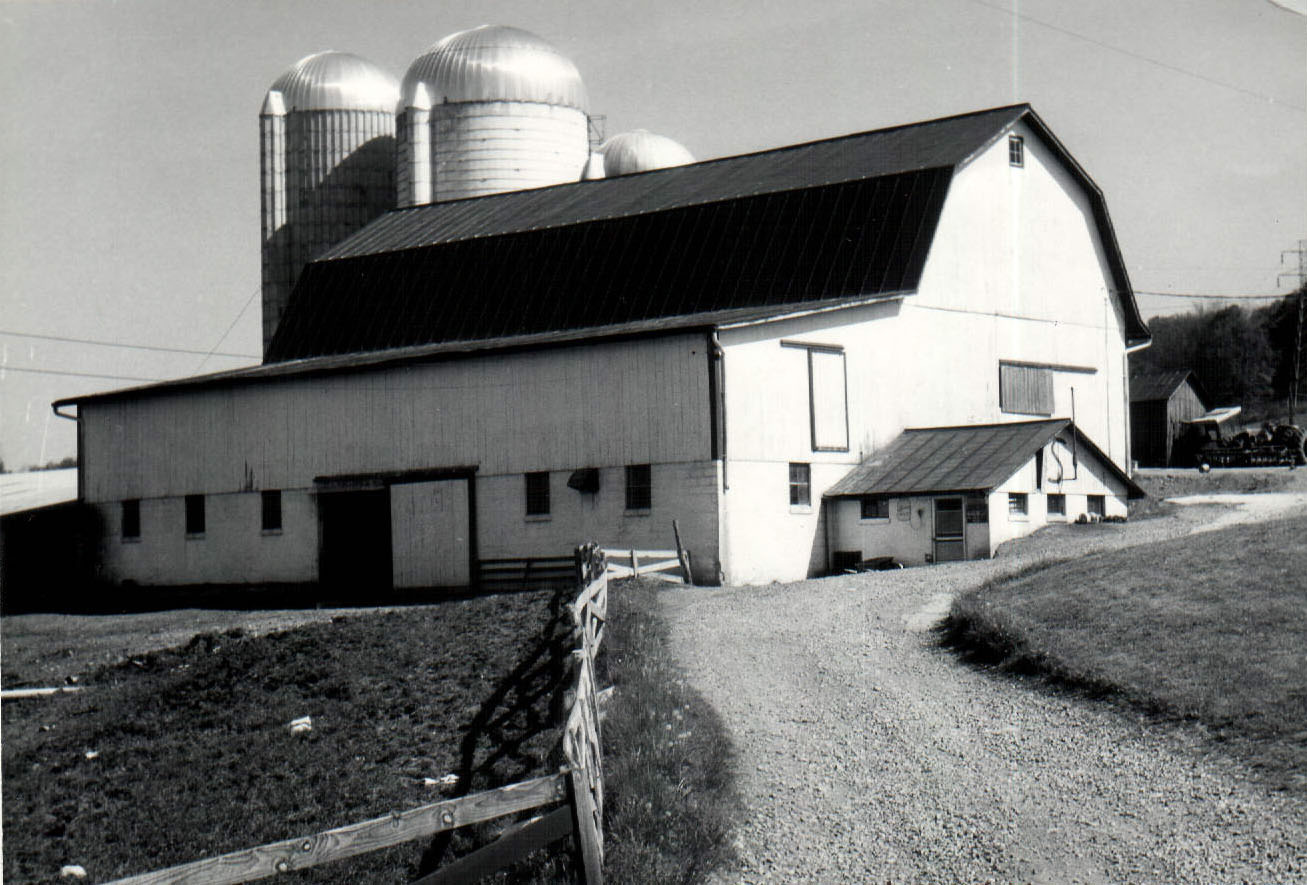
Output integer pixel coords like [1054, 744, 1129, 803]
[80, 334, 711, 502]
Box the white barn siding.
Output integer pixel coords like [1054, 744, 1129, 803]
[910, 119, 1129, 463]
[80, 334, 716, 586]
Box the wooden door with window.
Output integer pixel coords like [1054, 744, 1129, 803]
[934, 497, 966, 563]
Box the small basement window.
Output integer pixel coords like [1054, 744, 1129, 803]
[1008, 492, 1028, 517]
[261, 490, 282, 532]
[1047, 493, 1066, 516]
[1009, 134, 1024, 167]
[789, 463, 811, 508]
[625, 464, 651, 511]
[121, 499, 140, 540]
[1087, 494, 1105, 517]
[185, 494, 205, 537]
[860, 497, 889, 520]
[525, 472, 550, 516]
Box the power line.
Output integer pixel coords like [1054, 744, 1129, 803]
[959, 0, 1307, 113]
[196, 287, 261, 373]
[1134, 290, 1295, 300]
[0, 365, 170, 383]
[0, 328, 257, 359]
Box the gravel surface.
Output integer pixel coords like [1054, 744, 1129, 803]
[662, 495, 1307, 884]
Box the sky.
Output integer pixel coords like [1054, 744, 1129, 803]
[0, 0, 1304, 470]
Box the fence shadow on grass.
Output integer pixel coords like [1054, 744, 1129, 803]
[415, 584, 576, 877]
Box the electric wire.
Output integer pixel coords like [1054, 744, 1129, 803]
[0, 328, 257, 359]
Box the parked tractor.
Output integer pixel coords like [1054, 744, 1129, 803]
[1175, 407, 1307, 468]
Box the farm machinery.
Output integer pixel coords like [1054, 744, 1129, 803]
[1175, 407, 1307, 468]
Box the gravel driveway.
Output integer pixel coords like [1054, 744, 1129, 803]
[662, 497, 1307, 884]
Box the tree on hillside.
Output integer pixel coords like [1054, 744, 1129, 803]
[1134, 304, 1273, 406]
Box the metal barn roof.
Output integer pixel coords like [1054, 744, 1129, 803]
[265, 103, 1149, 362]
[824, 419, 1144, 499]
[1129, 369, 1208, 406]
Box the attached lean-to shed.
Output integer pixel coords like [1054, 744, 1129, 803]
[1129, 370, 1210, 467]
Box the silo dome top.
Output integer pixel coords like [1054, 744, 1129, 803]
[401, 25, 587, 111]
[267, 51, 399, 113]
[601, 130, 695, 177]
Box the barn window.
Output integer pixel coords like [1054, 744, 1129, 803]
[261, 490, 282, 532]
[121, 500, 140, 540]
[625, 464, 651, 511]
[782, 341, 849, 451]
[1047, 493, 1066, 516]
[1009, 135, 1024, 167]
[1087, 494, 1105, 517]
[525, 472, 551, 516]
[789, 463, 811, 507]
[999, 362, 1054, 415]
[185, 494, 205, 537]
[860, 496, 889, 520]
[1008, 492, 1028, 517]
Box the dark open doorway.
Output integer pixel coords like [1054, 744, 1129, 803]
[318, 488, 392, 592]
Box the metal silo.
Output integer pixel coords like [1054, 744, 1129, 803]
[260, 51, 399, 354]
[601, 130, 695, 177]
[397, 25, 590, 205]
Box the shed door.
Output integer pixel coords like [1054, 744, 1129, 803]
[390, 479, 471, 588]
[934, 497, 966, 563]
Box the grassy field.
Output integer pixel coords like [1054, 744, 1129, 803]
[946, 514, 1307, 793]
[2, 590, 575, 884]
[599, 579, 738, 885]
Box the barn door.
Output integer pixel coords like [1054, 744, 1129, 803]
[318, 489, 392, 591]
[933, 497, 966, 563]
[390, 478, 471, 589]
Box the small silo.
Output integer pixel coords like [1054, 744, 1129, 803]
[397, 25, 590, 205]
[260, 51, 399, 354]
[601, 130, 695, 177]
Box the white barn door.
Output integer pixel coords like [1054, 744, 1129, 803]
[390, 479, 471, 588]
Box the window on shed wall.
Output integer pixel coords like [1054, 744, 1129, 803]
[121, 500, 140, 540]
[809, 348, 849, 451]
[1007, 492, 1028, 517]
[625, 465, 651, 511]
[860, 497, 889, 520]
[1087, 494, 1105, 517]
[788, 463, 811, 507]
[1047, 493, 1066, 516]
[185, 494, 205, 536]
[1000, 363, 1054, 415]
[261, 490, 282, 532]
[525, 472, 551, 516]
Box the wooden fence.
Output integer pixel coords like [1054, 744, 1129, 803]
[106, 544, 612, 885]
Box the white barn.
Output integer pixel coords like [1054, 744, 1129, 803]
[55, 104, 1149, 590]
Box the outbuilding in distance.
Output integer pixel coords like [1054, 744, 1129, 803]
[1129, 369, 1210, 467]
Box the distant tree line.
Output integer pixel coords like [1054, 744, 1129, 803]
[1132, 285, 1306, 418]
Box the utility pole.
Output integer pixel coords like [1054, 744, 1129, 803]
[1279, 240, 1307, 425]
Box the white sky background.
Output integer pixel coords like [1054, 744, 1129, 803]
[0, 0, 1304, 469]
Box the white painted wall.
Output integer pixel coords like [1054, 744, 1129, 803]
[100, 489, 318, 586]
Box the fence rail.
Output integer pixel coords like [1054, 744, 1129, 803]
[106, 544, 612, 885]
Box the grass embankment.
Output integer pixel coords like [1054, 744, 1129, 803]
[2, 590, 575, 884]
[600, 579, 738, 884]
[946, 514, 1307, 792]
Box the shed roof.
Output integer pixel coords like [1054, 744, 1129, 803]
[1129, 369, 1208, 406]
[824, 419, 1144, 499]
[266, 103, 1149, 361]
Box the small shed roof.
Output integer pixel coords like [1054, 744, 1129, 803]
[824, 419, 1143, 498]
[1129, 369, 1210, 406]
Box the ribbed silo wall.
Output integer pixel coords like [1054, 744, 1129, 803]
[432, 102, 588, 202]
[263, 109, 395, 350]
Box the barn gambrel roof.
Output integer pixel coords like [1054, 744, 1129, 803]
[265, 103, 1149, 362]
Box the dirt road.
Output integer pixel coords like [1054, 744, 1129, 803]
[662, 499, 1307, 884]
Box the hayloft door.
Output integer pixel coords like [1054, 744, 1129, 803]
[933, 497, 966, 563]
